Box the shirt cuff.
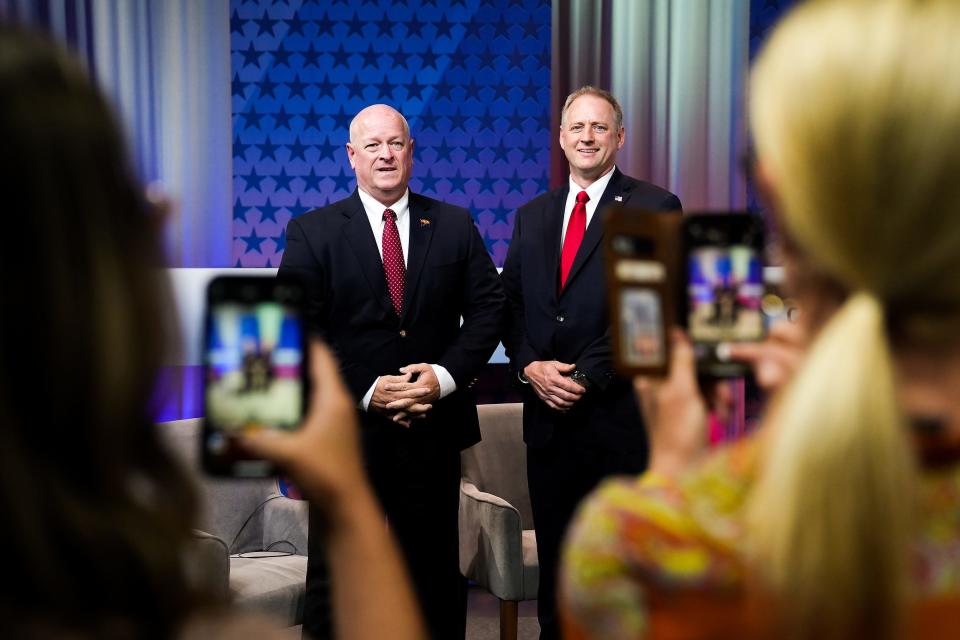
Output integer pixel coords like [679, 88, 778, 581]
[360, 376, 379, 411]
[431, 365, 457, 399]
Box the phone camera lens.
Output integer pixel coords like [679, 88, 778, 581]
[207, 432, 227, 454]
[612, 235, 632, 255]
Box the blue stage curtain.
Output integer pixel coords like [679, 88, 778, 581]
[1, 0, 234, 268]
[91, 0, 233, 267]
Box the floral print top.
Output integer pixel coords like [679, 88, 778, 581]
[561, 434, 960, 639]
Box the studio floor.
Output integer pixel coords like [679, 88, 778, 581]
[281, 586, 539, 639]
[466, 586, 539, 640]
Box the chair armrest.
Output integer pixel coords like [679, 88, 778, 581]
[458, 479, 526, 600]
[188, 529, 230, 599]
[262, 493, 309, 555]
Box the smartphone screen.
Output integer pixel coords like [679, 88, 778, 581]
[684, 214, 765, 375]
[202, 276, 307, 477]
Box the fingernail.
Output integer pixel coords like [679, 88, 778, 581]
[716, 342, 732, 362]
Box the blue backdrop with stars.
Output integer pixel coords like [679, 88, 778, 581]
[231, 0, 551, 268]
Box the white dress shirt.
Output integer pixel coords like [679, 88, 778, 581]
[560, 166, 617, 247]
[356, 187, 456, 410]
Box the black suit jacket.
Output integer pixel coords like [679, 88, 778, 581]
[279, 190, 504, 450]
[502, 169, 681, 450]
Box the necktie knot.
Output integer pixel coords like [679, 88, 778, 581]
[383, 209, 396, 222]
[576, 190, 589, 205]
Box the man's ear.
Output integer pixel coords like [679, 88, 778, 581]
[616, 126, 625, 149]
[345, 142, 356, 169]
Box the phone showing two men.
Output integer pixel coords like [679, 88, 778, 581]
[201, 276, 308, 477]
[606, 210, 766, 377]
[685, 214, 765, 376]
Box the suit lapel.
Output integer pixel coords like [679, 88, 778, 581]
[340, 190, 394, 317]
[400, 193, 434, 324]
[561, 168, 634, 294]
[544, 186, 568, 296]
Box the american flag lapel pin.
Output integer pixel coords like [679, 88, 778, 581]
[614, 195, 623, 202]
[420, 218, 430, 227]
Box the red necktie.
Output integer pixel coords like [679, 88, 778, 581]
[382, 209, 405, 315]
[560, 190, 589, 288]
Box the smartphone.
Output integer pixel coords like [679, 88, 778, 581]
[604, 209, 683, 377]
[202, 275, 308, 477]
[683, 213, 766, 377]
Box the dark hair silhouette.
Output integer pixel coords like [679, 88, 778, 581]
[0, 26, 205, 638]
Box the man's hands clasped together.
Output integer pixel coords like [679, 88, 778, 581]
[370, 363, 442, 427]
[524, 360, 587, 412]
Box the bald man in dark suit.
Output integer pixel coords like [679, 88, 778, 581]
[280, 104, 504, 639]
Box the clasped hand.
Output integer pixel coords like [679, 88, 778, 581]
[370, 363, 441, 427]
[524, 360, 586, 412]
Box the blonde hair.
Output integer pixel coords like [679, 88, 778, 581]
[748, 0, 960, 637]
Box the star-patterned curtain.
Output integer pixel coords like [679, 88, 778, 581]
[230, 0, 552, 268]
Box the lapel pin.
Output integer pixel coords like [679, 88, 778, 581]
[614, 195, 623, 202]
[420, 218, 431, 227]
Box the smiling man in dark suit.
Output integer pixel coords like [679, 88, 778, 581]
[501, 86, 681, 639]
[279, 104, 504, 639]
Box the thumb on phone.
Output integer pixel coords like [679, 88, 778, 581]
[242, 340, 368, 506]
[634, 328, 707, 477]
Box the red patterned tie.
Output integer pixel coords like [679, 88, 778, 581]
[382, 208, 405, 315]
[560, 190, 589, 289]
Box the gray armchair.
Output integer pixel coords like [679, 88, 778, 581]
[459, 403, 538, 640]
[158, 418, 309, 626]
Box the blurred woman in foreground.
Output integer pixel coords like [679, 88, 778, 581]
[0, 26, 424, 639]
[561, 0, 960, 638]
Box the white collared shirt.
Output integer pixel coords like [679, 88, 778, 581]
[357, 187, 411, 265]
[356, 187, 456, 410]
[560, 166, 617, 246]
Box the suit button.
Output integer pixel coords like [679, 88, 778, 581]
[399, 329, 407, 337]
[556, 315, 565, 323]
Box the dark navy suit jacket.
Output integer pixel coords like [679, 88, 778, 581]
[279, 189, 504, 450]
[501, 168, 681, 451]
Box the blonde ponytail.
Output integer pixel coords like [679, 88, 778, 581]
[748, 293, 915, 639]
[745, 0, 960, 636]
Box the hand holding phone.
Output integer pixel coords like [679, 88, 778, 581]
[633, 328, 709, 476]
[202, 276, 308, 477]
[605, 210, 767, 378]
[724, 318, 809, 393]
[241, 340, 369, 506]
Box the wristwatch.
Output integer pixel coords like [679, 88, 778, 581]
[570, 368, 593, 391]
